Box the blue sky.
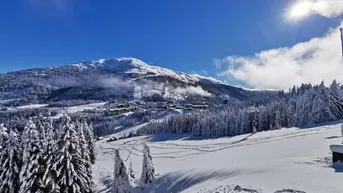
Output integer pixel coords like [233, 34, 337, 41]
[1, 0, 343, 89]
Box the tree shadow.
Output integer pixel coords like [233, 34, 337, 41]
[231, 133, 254, 145]
[141, 169, 240, 193]
[98, 175, 113, 193]
[274, 189, 306, 193]
[324, 136, 341, 140]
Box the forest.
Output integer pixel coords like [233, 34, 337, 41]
[136, 80, 343, 138]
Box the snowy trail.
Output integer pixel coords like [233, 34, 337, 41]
[94, 123, 343, 193]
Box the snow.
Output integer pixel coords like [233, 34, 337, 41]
[63, 102, 107, 113]
[16, 104, 48, 109]
[330, 144, 343, 154]
[191, 74, 225, 85]
[68, 57, 224, 86]
[0, 98, 17, 104]
[94, 122, 342, 193]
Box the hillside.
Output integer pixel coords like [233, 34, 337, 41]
[0, 58, 255, 104]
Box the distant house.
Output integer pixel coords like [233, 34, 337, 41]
[184, 104, 209, 110]
[105, 106, 137, 116]
[106, 108, 129, 116]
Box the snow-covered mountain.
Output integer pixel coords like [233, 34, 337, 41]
[0, 57, 255, 103]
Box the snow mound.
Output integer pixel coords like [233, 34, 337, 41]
[198, 185, 261, 193]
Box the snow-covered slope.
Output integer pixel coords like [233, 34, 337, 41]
[0, 57, 253, 103]
[94, 122, 342, 193]
[70, 58, 200, 84]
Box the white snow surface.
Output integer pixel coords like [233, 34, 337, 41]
[63, 102, 107, 113]
[15, 104, 49, 109]
[69, 57, 223, 85]
[94, 122, 343, 193]
[330, 144, 343, 154]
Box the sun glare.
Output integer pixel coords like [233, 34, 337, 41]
[289, 1, 312, 19]
[287, 0, 329, 21]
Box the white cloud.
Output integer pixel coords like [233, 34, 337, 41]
[174, 86, 212, 97]
[218, 22, 343, 90]
[286, 0, 343, 19]
[213, 58, 223, 69]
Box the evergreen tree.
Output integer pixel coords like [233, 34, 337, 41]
[311, 82, 336, 123]
[51, 114, 89, 193]
[40, 119, 58, 193]
[112, 149, 135, 193]
[0, 131, 22, 193]
[139, 143, 155, 186]
[37, 174, 59, 193]
[78, 120, 93, 192]
[328, 80, 343, 119]
[275, 110, 281, 130]
[0, 124, 8, 148]
[83, 120, 96, 164]
[20, 120, 43, 193]
[296, 88, 315, 125]
[286, 103, 295, 127]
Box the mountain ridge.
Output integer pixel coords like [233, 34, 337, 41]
[0, 57, 254, 104]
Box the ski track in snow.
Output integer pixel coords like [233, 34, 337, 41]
[94, 123, 343, 193]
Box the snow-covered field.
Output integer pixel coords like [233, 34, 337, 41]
[94, 122, 343, 193]
[63, 102, 107, 113]
[15, 104, 49, 109]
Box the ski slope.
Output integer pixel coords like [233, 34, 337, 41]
[94, 122, 343, 193]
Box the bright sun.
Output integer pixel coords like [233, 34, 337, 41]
[287, 0, 328, 20]
[289, 1, 312, 19]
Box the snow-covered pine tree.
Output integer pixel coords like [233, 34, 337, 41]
[274, 110, 281, 130]
[139, 143, 155, 187]
[35, 119, 46, 142]
[286, 103, 295, 127]
[0, 124, 8, 149]
[0, 131, 22, 193]
[112, 149, 135, 193]
[51, 114, 90, 193]
[37, 174, 59, 193]
[258, 106, 268, 132]
[20, 120, 43, 193]
[296, 88, 315, 125]
[40, 119, 58, 193]
[330, 80, 341, 98]
[311, 82, 336, 123]
[83, 120, 96, 164]
[328, 80, 343, 119]
[77, 120, 93, 192]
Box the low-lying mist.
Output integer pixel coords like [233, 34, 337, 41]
[50, 75, 212, 98]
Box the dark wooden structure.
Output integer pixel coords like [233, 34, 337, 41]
[330, 145, 343, 163]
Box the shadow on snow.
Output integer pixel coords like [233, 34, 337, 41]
[147, 133, 228, 142]
[141, 169, 239, 193]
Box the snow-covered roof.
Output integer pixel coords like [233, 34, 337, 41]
[330, 145, 343, 154]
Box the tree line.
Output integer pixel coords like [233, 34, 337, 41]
[136, 80, 343, 138]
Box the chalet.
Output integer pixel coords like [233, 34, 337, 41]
[106, 108, 131, 116]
